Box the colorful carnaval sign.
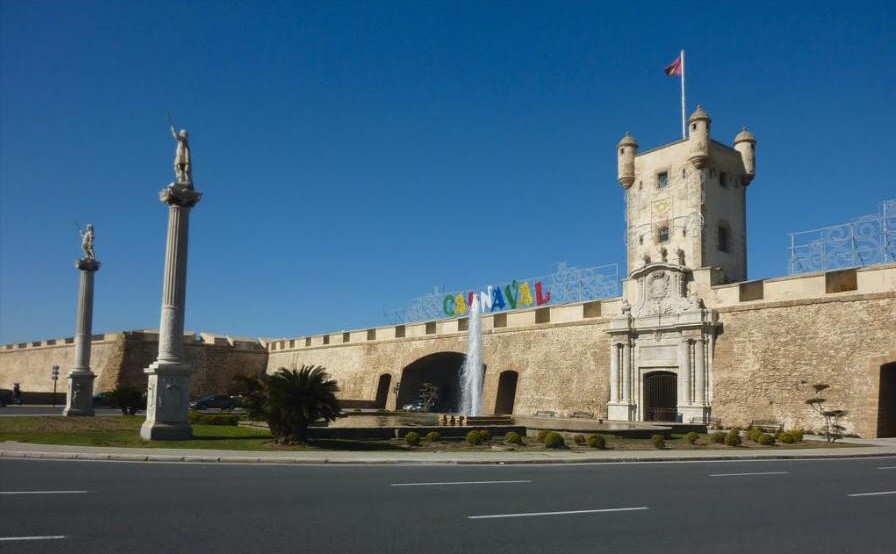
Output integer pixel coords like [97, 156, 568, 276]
[442, 279, 552, 318]
[384, 262, 620, 325]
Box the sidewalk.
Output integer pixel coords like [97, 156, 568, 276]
[3, 438, 896, 465]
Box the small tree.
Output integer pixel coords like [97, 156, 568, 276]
[805, 383, 848, 443]
[237, 365, 340, 445]
[418, 382, 439, 412]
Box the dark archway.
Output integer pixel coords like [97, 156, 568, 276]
[643, 371, 677, 422]
[374, 374, 391, 410]
[878, 362, 896, 437]
[396, 352, 465, 412]
[494, 370, 519, 415]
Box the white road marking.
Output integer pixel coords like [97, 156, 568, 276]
[708, 471, 789, 477]
[877, 466, 896, 470]
[469, 506, 648, 519]
[0, 536, 67, 542]
[392, 480, 531, 487]
[0, 490, 89, 495]
[848, 491, 896, 497]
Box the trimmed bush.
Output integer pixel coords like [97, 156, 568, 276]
[587, 434, 607, 449]
[724, 429, 742, 447]
[477, 429, 491, 443]
[711, 431, 727, 444]
[778, 430, 804, 444]
[543, 432, 565, 449]
[404, 431, 420, 446]
[651, 434, 666, 449]
[536, 430, 550, 443]
[425, 431, 441, 443]
[748, 429, 764, 442]
[467, 430, 484, 445]
[504, 431, 524, 445]
[188, 412, 239, 426]
[757, 433, 776, 446]
[573, 434, 586, 446]
[685, 431, 699, 444]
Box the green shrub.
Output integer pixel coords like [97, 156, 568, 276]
[543, 432, 565, 449]
[188, 412, 239, 426]
[504, 431, 524, 445]
[466, 430, 483, 445]
[424, 431, 441, 443]
[477, 429, 491, 443]
[685, 431, 699, 444]
[748, 429, 764, 442]
[573, 434, 586, 446]
[724, 429, 742, 447]
[536, 430, 550, 443]
[651, 434, 666, 449]
[778, 430, 804, 444]
[757, 433, 776, 446]
[710, 431, 726, 444]
[587, 434, 606, 449]
[404, 431, 420, 446]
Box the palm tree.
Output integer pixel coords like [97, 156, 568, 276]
[237, 366, 340, 445]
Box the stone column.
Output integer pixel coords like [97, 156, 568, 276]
[694, 337, 706, 405]
[621, 341, 631, 404]
[141, 184, 202, 440]
[679, 339, 692, 405]
[63, 258, 101, 416]
[609, 343, 619, 403]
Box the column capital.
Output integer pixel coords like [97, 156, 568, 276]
[75, 258, 101, 272]
[160, 184, 203, 207]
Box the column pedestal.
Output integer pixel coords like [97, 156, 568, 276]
[141, 361, 194, 440]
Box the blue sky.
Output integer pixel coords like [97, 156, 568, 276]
[1, 2, 893, 344]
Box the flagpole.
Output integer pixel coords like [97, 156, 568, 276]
[680, 49, 686, 139]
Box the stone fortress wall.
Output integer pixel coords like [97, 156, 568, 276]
[0, 331, 267, 402]
[1, 264, 893, 436]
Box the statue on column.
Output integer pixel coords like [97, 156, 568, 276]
[168, 115, 192, 185]
[79, 223, 95, 260]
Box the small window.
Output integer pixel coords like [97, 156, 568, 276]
[366, 329, 376, 341]
[425, 322, 436, 335]
[691, 123, 696, 131]
[323, 335, 330, 345]
[657, 172, 668, 188]
[719, 172, 727, 187]
[342, 332, 350, 343]
[493, 313, 507, 328]
[395, 325, 406, 338]
[681, 167, 686, 179]
[639, 235, 644, 245]
[658, 225, 670, 243]
[305, 337, 311, 347]
[718, 225, 729, 252]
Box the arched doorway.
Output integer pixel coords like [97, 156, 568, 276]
[643, 371, 677, 422]
[878, 362, 896, 437]
[374, 374, 391, 409]
[396, 352, 465, 412]
[494, 371, 519, 415]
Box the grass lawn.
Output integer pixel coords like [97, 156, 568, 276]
[0, 417, 864, 452]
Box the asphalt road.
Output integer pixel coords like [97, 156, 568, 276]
[1, 457, 894, 554]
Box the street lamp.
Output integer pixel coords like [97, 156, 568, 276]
[51, 365, 59, 407]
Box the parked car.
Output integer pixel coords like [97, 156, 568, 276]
[0, 389, 12, 407]
[93, 388, 147, 413]
[190, 394, 240, 411]
[402, 401, 425, 412]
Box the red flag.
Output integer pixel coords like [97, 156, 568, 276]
[664, 54, 682, 76]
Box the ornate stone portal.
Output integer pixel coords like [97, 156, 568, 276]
[607, 262, 717, 423]
[140, 127, 202, 440]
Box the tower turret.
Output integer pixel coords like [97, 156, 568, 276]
[733, 127, 757, 185]
[617, 132, 638, 188]
[687, 105, 711, 169]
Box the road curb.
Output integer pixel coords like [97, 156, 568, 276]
[2, 447, 895, 465]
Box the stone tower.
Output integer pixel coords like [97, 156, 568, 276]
[617, 106, 756, 283]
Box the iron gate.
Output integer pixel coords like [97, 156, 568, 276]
[644, 371, 678, 422]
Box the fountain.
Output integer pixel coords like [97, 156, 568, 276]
[460, 295, 483, 416]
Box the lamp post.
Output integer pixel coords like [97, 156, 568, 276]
[51, 365, 59, 407]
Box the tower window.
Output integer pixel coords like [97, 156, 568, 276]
[719, 172, 727, 187]
[657, 172, 668, 188]
[718, 224, 730, 252]
[658, 225, 670, 243]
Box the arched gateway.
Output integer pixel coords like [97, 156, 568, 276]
[395, 352, 465, 412]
